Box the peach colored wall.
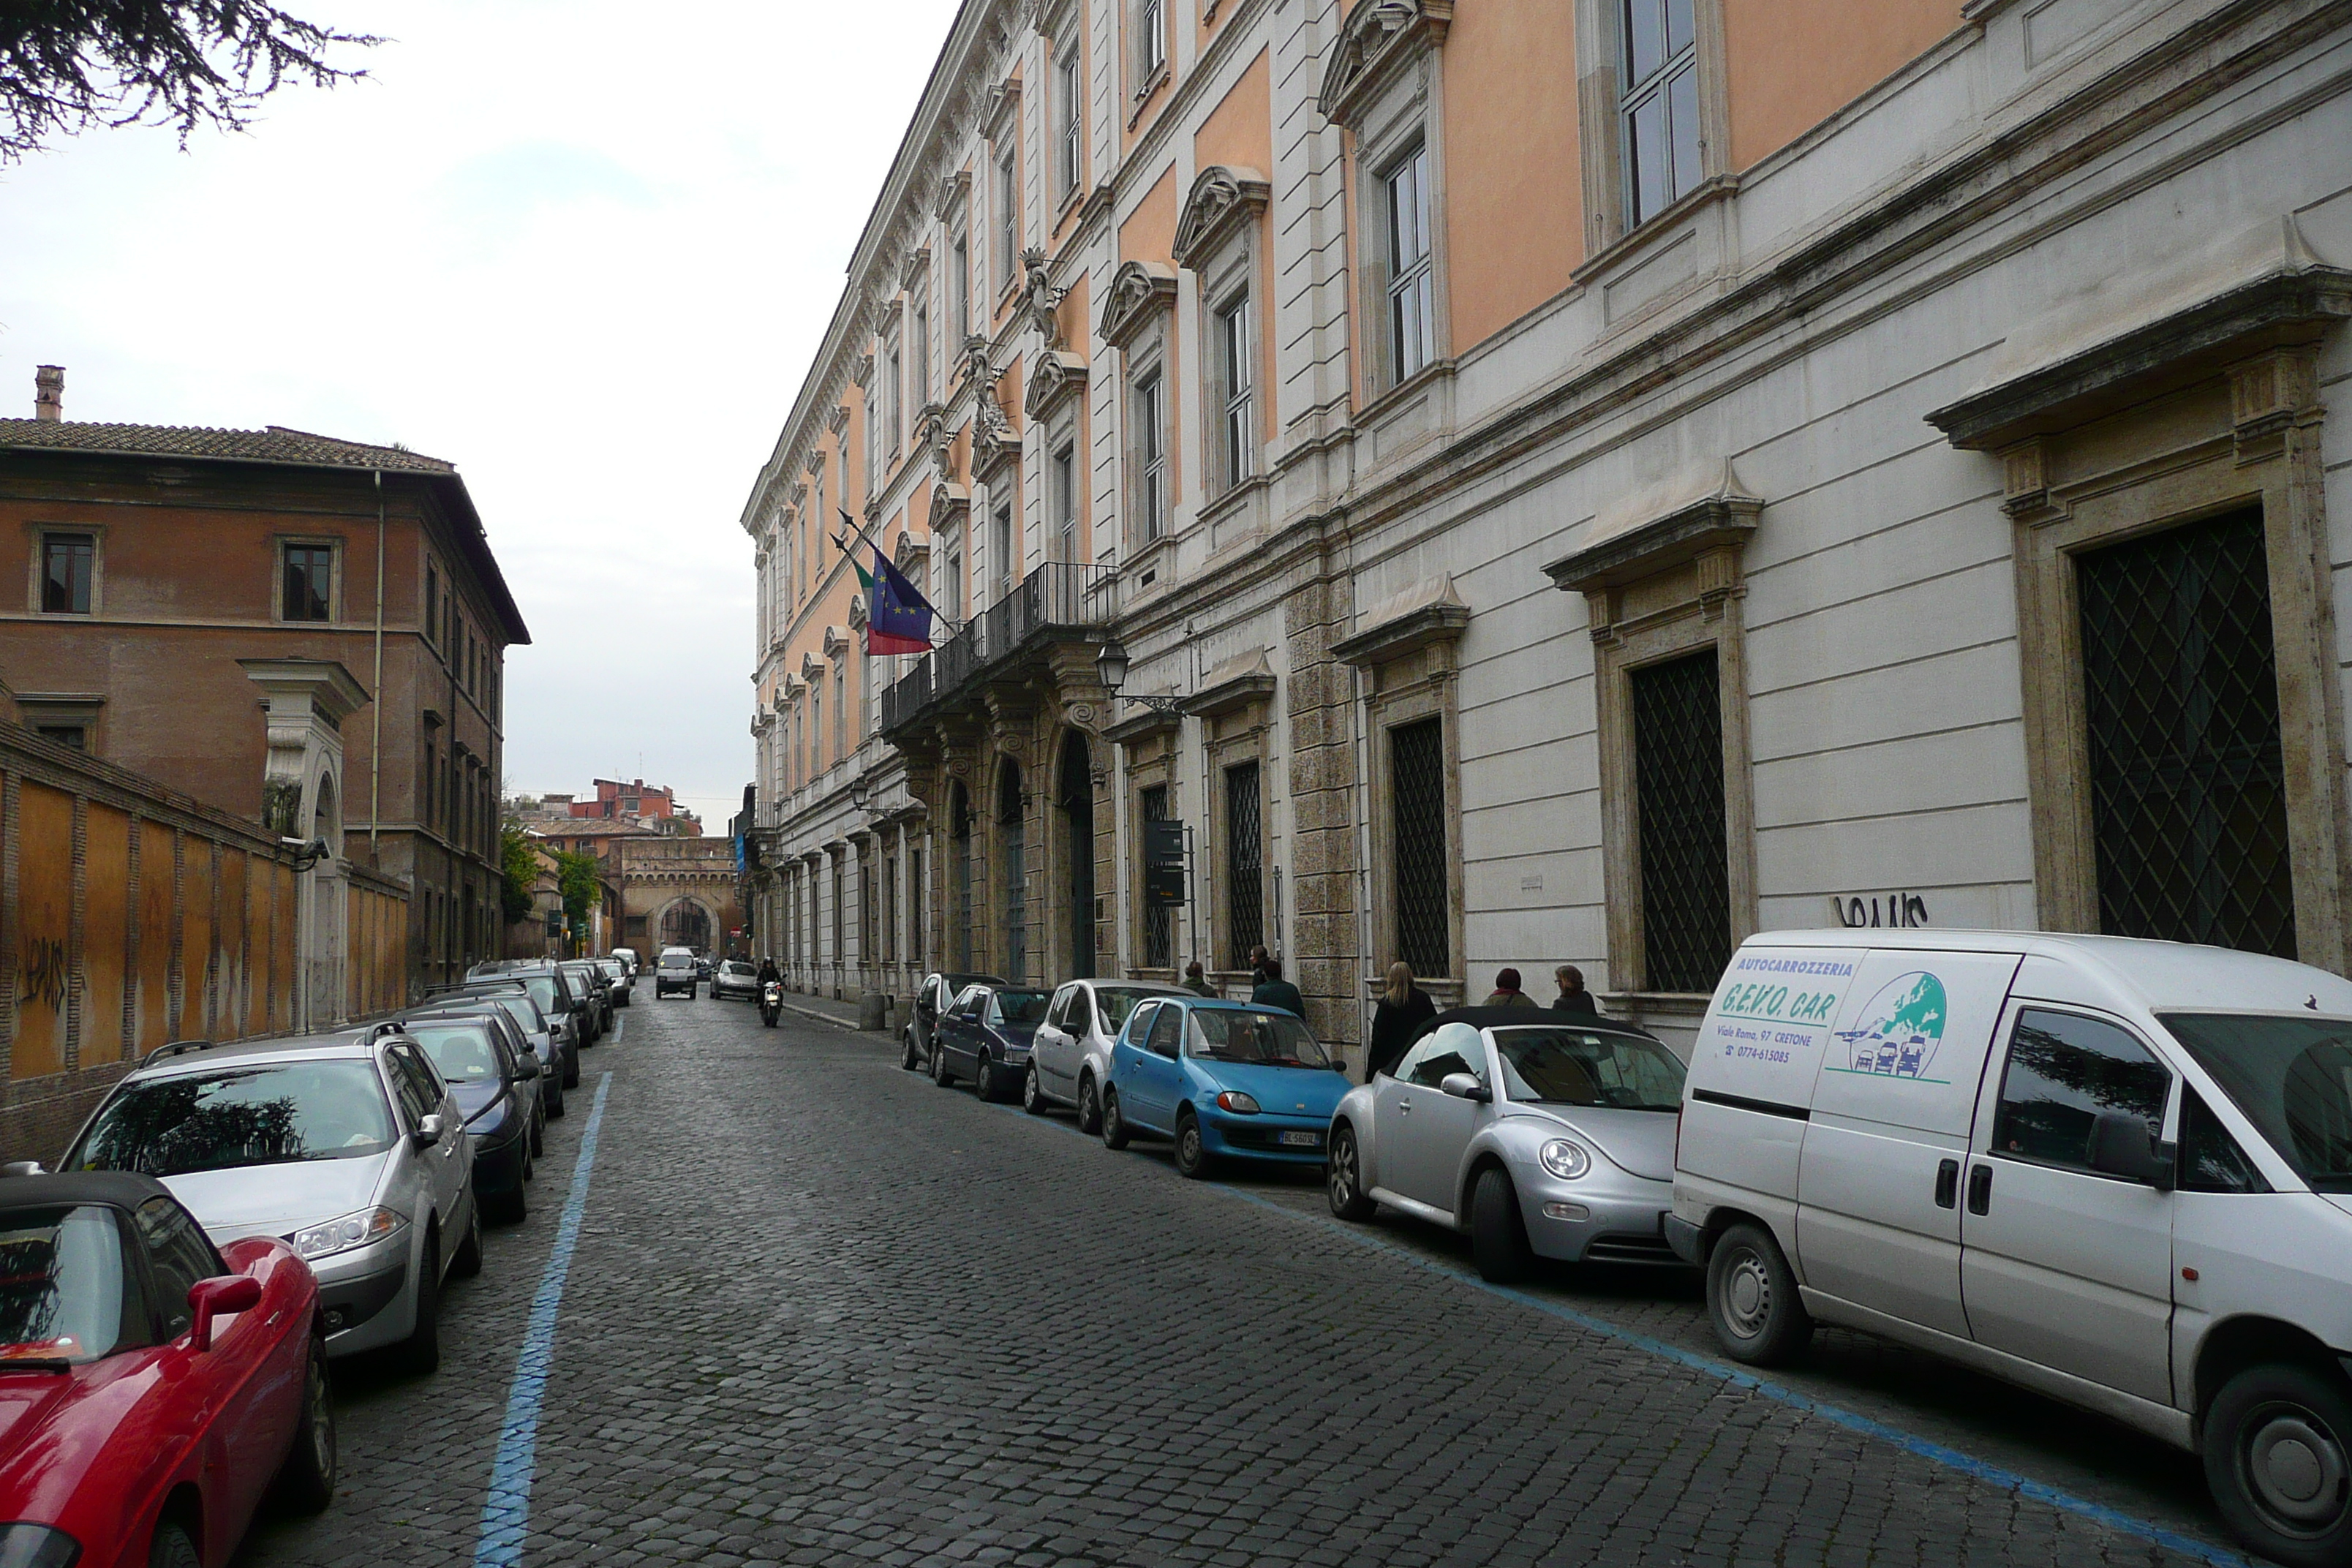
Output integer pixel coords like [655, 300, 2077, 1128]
[1443, 0, 1583, 353]
[1120, 167, 1180, 265]
[1724, 0, 1961, 170]
[1194, 50, 1271, 176]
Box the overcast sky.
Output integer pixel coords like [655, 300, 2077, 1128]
[0, 0, 958, 826]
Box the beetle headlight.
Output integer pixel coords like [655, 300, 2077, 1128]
[290, 1205, 407, 1261]
[1539, 1139, 1591, 1181]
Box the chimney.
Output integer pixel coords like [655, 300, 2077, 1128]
[33, 366, 64, 423]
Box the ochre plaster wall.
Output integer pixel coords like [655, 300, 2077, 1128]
[1723, 0, 1961, 170]
[1444, 0, 1583, 353]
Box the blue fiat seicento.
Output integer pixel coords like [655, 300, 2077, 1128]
[1099, 997, 1352, 1178]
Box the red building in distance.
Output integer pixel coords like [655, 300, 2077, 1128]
[570, 777, 700, 834]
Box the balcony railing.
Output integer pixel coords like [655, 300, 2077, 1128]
[881, 559, 1117, 735]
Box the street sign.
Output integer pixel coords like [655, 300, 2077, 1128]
[1143, 819, 1186, 908]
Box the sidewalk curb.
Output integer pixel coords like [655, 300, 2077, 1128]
[777, 998, 865, 1033]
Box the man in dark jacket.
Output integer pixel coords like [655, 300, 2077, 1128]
[1251, 955, 1306, 1017]
[1482, 968, 1539, 1008]
[1182, 960, 1218, 998]
[1552, 964, 1599, 1016]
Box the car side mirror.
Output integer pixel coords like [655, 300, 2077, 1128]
[1439, 1071, 1493, 1104]
[412, 1112, 445, 1148]
[1330, 1060, 1349, 1074]
[187, 1274, 262, 1351]
[518, 1057, 541, 1080]
[2088, 1109, 2175, 1191]
[0, 1161, 45, 1178]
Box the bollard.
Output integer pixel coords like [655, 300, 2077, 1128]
[858, 991, 888, 1032]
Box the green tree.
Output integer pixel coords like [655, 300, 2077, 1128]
[2, 1, 377, 162]
[498, 826, 538, 924]
[554, 848, 601, 930]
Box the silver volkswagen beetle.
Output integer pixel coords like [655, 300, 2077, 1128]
[1327, 1008, 1691, 1281]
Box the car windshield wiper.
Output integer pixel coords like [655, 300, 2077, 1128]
[0, 1356, 72, 1373]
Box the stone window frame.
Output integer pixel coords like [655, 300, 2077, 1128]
[1928, 244, 2352, 970]
[1126, 325, 1172, 548]
[1543, 464, 1762, 1014]
[27, 523, 105, 617]
[1111, 708, 1183, 980]
[274, 535, 343, 625]
[1100, 261, 1180, 568]
[1047, 415, 1081, 563]
[1333, 584, 1470, 1004]
[1572, 0, 1731, 257]
[1316, 0, 1452, 402]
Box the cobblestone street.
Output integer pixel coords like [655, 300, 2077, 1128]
[239, 994, 2255, 1568]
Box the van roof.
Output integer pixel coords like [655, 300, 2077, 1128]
[1736, 929, 2352, 1015]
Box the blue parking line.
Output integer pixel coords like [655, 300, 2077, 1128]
[977, 1092, 2250, 1567]
[473, 1070, 614, 1568]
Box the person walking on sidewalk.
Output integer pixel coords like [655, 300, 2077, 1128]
[1251, 956, 1305, 1017]
[1552, 963, 1599, 1017]
[1482, 968, 1539, 1008]
[1182, 960, 1218, 998]
[1368, 961, 1436, 1080]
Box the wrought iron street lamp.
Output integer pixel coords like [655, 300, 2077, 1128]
[1093, 639, 1185, 716]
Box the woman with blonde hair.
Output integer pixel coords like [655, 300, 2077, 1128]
[1367, 960, 1436, 1081]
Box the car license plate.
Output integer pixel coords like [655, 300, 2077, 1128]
[1279, 1130, 1321, 1147]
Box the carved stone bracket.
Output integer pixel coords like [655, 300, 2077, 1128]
[1173, 166, 1271, 272]
[1318, 0, 1454, 129]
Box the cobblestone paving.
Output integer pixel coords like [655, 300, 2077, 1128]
[239, 991, 2250, 1568]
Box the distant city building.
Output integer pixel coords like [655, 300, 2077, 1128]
[510, 777, 701, 836]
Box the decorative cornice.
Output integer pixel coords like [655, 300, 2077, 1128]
[1024, 350, 1090, 421]
[902, 246, 931, 290]
[1332, 576, 1470, 668]
[827, 405, 851, 438]
[1542, 461, 1763, 595]
[973, 424, 1022, 487]
[802, 649, 827, 681]
[928, 480, 972, 532]
[1098, 260, 1179, 350]
[934, 168, 970, 222]
[1184, 649, 1278, 718]
[984, 79, 1023, 143]
[1318, 0, 1452, 130]
[851, 352, 875, 388]
[1172, 165, 1270, 271]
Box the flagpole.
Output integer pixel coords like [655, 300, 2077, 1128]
[842, 510, 968, 644]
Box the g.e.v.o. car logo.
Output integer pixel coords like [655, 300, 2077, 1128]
[1833, 970, 1948, 1079]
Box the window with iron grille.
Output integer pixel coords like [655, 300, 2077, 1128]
[283, 543, 333, 622]
[1142, 784, 1172, 969]
[1390, 717, 1450, 978]
[832, 861, 845, 969]
[994, 500, 1015, 595]
[41, 532, 93, 615]
[1631, 649, 1729, 992]
[1224, 761, 1262, 968]
[882, 854, 897, 963]
[908, 843, 924, 963]
[2078, 508, 2294, 957]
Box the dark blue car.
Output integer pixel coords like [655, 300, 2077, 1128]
[1101, 998, 1352, 1177]
[931, 983, 1053, 1101]
[398, 1016, 540, 1223]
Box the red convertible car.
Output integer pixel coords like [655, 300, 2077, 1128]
[0, 1171, 334, 1567]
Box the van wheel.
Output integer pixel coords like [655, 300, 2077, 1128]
[1706, 1221, 1812, 1365]
[1077, 1074, 1102, 1136]
[1471, 1166, 1534, 1283]
[2204, 1362, 2352, 1567]
[1327, 1125, 1376, 1221]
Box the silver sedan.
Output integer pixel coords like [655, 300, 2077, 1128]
[1327, 1011, 1691, 1281]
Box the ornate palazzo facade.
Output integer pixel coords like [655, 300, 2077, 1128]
[746, 0, 2352, 1061]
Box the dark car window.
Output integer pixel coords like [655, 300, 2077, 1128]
[0, 1205, 146, 1363]
[992, 991, 1050, 1027]
[72, 1060, 398, 1176]
[1068, 987, 1096, 1034]
[135, 1195, 223, 1339]
[1147, 1005, 1184, 1058]
[385, 1044, 443, 1128]
[1045, 989, 1072, 1032]
[1992, 1009, 2171, 1172]
[1406, 1022, 1482, 1088]
[2179, 1087, 2271, 1194]
[1188, 1009, 1329, 1066]
[2162, 1012, 2352, 1193]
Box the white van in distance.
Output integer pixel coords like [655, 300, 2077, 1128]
[1668, 929, 2352, 1567]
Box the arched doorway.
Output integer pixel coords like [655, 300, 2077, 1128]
[997, 760, 1025, 982]
[949, 781, 973, 970]
[1058, 732, 1094, 980]
[660, 899, 712, 952]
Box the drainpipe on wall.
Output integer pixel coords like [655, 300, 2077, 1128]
[369, 470, 386, 857]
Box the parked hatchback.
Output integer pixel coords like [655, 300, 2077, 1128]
[1029, 979, 1189, 1131]
[930, 984, 1052, 1099]
[1101, 999, 1352, 1178]
[63, 1032, 481, 1372]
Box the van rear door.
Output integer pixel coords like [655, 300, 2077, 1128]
[1795, 949, 2020, 1338]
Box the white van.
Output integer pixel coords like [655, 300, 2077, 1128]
[1669, 929, 2352, 1567]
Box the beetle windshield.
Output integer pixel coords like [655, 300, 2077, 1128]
[407, 1025, 502, 1084]
[2160, 1014, 2352, 1192]
[1187, 1010, 1330, 1067]
[1493, 1028, 1686, 1111]
[71, 1061, 398, 1176]
[0, 1206, 137, 1366]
